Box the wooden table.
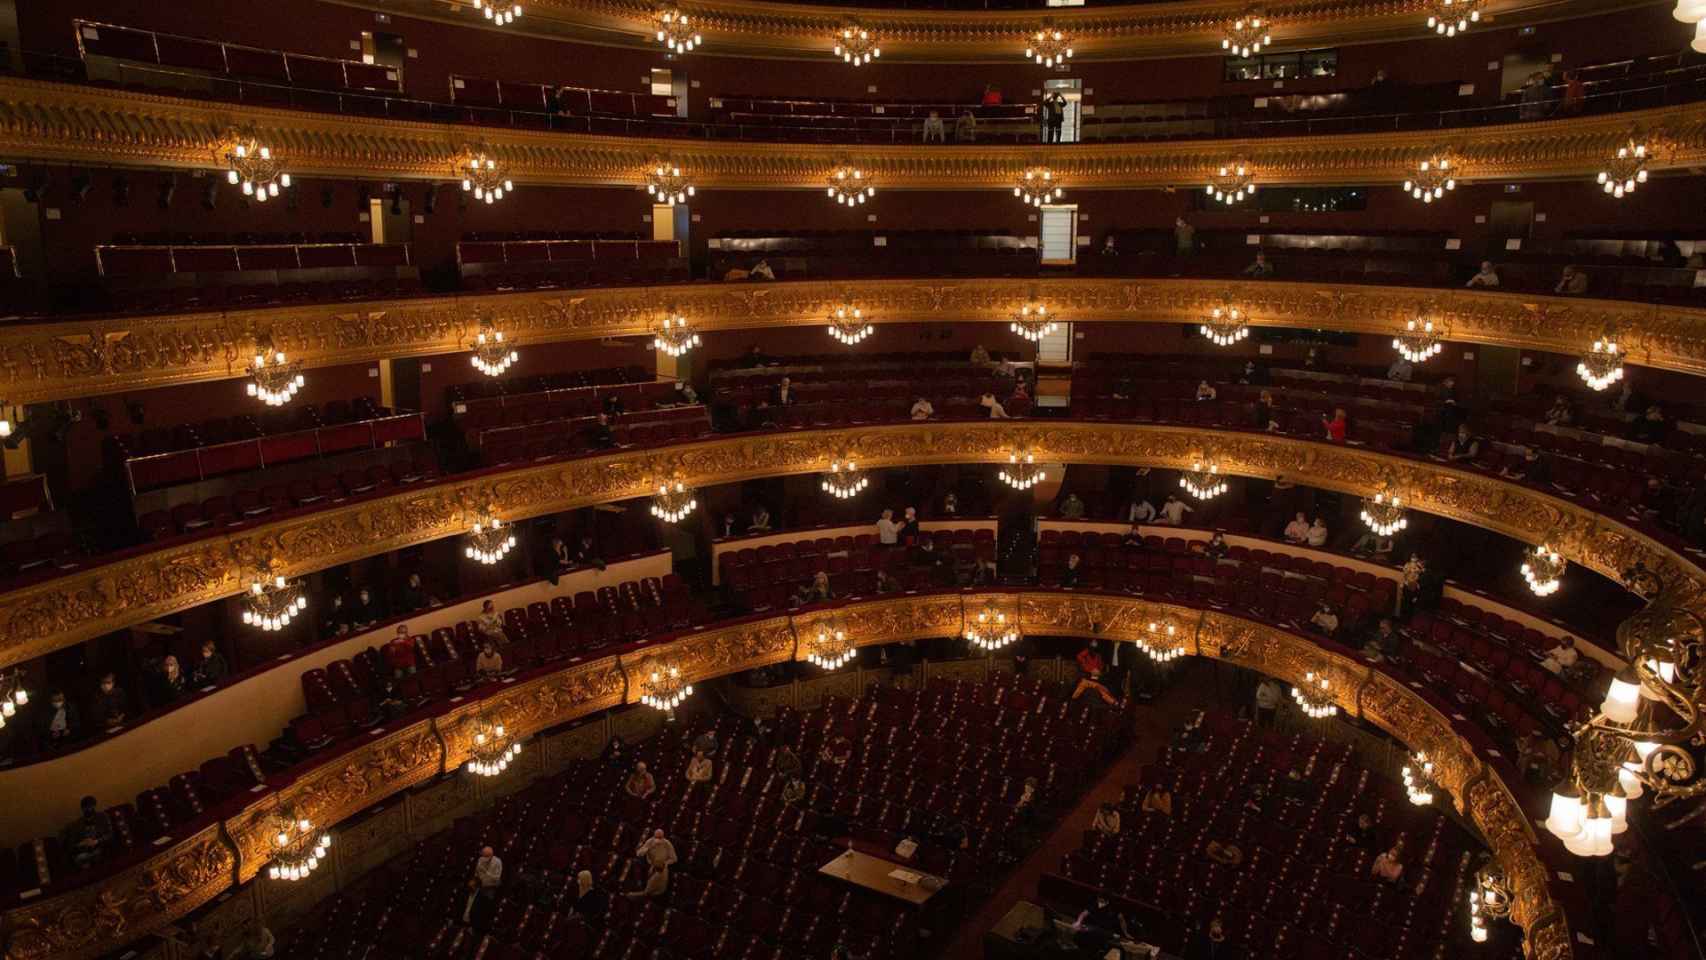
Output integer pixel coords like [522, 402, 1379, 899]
[818, 848, 942, 905]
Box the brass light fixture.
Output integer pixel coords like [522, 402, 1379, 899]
[1577, 337, 1625, 391]
[821, 460, 869, 499]
[1207, 161, 1256, 205]
[466, 710, 521, 776]
[1425, 0, 1484, 36]
[470, 316, 519, 378]
[465, 510, 518, 565]
[1137, 620, 1186, 663]
[1014, 166, 1064, 208]
[245, 334, 305, 407]
[639, 661, 694, 712]
[803, 616, 856, 670]
[1291, 671, 1338, 719]
[471, 0, 522, 25]
[1597, 137, 1651, 198]
[964, 598, 1020, 652]
[1024, 22, 1074, 67]
[833, 22, 880, 65]
[1180, 460, 1227, 501]
[265, 803, 331, 881]
[826, 300, 875, 345]
[655, 7, 701, 53]
[653, 312, 701, 358]
[1403, 154, 1457, 203]
[1221, 9, 1271, 57]
[1199, 301, 1250, 347]
[1403, 752, 1439, 805]
[827, 164, 875, 206]
[1360, 491, 1408, 536]
[241, 564, 308, 632]
[651, 481, 698, 523]
[646, 162, 696, 206]
[219, 131, 291, 205]
[1521, 544, 1565, 597]
[999, 449, 1044, 490]
[0, 668, 28, 731]
[458, 147, 513, 205]
[1009, 300, 1059, 341]
[1393, 314, 1444, 364]
[1467, 865, 1513, 942]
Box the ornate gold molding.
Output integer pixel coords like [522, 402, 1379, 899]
[1, 421, 1699, 672]
[2, 76, 1703, 194]
[5, 278, 1706, 405]
[0, 594, 1571, 960]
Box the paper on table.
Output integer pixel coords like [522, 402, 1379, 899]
[887, 868, 923, 884]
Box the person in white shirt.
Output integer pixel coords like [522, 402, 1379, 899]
[685, 749, 713, 783]
[910, 397, 935, 420]
[636, 829, 679, 870]
[1306, 517, 1329, 547]
[1195, 380, 1217, 401]
[1158, 495, 1192, 526]
[980, 393, 1010, 419]
[245, 923, 276, 959]
[1386, 357, 1413, 382]
[876, 509, 901, 545]
[1283, 512, 1311, 543]
[474, 846, 503, 888]
[1126, 499, 1156, 523]
[1543, 638, 1580, 674]
[1466, 261, 1501, 288]
[1310, 603, 1340, 636]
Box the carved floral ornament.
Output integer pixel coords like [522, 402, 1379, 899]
[0, 594, 1577, 960]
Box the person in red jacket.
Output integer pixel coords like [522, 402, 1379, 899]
[383, 625, 418, 677]
[981, 83, 1002, 106]
[1322, 407, 1348, 443]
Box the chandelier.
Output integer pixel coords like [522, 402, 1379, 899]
[821, 460, 869, 499]
[999, 450, 1044, 490]
[1359, 492, 1408, 536]
[1597, 139, 1651, 198]
[639, 662, 694, 712]
[1521, 544, 1565, 597]
[826, 303, 874, 345]
[646, 162, 696, 206]
[464, 513, 517, 565]
[220, 132, 291, 204]
[1180, 461, 1227, 501]
[1206, 161, 1256, 205]
[458, 149, 513, 205]
[827, 165, 875, 206]
[1199, 303, 1249, 347]
[1291, 671, 1338, 719]
[466, 711, 521, 777]
[1577, 337, 1625, 391]
[653, 313, 701, 357]
[804, 617, 856, 670]
[264, 805, 331, 881]
[1467, 866, 1513, 943]
[470, 318, 519, 377]
[1425, 0, 1483, 36]
[1403, 752, 1439, 805]
[1010, 302, 1059, 341]
[0, 668, 28, 731]
[1403, 156, 1456, 203]
[246, 336, 305, 407]
[471, 0, 522, 25]
[654, 8, 701, 53]
[1013, 167, 1064, 208]
[1138, 621, 1186, 663]
[833, 22, 880, 65]
[1024, 23, 1074, 67]
[964, 601, 1020, 651]
[1392, 316, 1443, 364]
[1221, 10, 1271, 58]
[242, 569, 308, 632]
[651, 481, 698, 523]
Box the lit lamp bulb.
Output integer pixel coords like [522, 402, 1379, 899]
[1600, 669, 1641, 724]
[1544, 784, 1583, 840]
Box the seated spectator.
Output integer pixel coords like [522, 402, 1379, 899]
[954, 110, 977, 142]
[1123, 522, 1145, 548]
[570, 870, 608, 920]
[980, 392, 1010, 418]
[940, 492, 959, 516]
[1500, 447, 1551, 484]
[572, 535, 602, 569]
[543, 538, 572, 586]
[1141, 783, 1174, 817]
[625, 761, 657, 799]
[1189, 917, 1244, 960]
[601, 734, 628, 768]
[793, 571, 832, 606]
[475, 641, 505, 678]
[910, 397, 935, 420]
[349, 588, 383, 630]
[1060, 553, 1082, 588]
[1346, 812, 1379, 849]
[1386, 356, 1413, 382]
[1204, 532, 1229, 559]
[1059, 493, 1086, 518]
[476, 600, 505, 643]
[1445, 424, 1481, 462]
[982, 83, 1003, 105]
[1100, 234, 1118, 256]
[921, 110, 945, 143]
[1205, 839, 1243, 865]
[1542, 637, 1579, 674]
[319, 594, 351, 640]
[1322, 407, 1348, 443]
[770, 377, 795, 406]
[1255, 390, 1279, 431]
[1466, 260, 1501, 288]
[1241, 252, 1273, 277]
[589, 413, 616, 448]
[1196, 380, 1217, 401]
[1090, 802, 1122, 835]
[1555, 265, 1589, 295]
[693, 728, 719, 756]
[970, 344, 991, 365]
[821, 735, 853, 767]
[1350, 530, 1393, 559]
[1371, 846, 1405, 883]
[192, 640, 228, 687]
[1544, 396, 1573, 426]
[748, 259, 775, 281]
[717, 513, 739, 539]
[685, 748, 713, 783]
[1309, 602, 1340, 637]
[62, 796, 113, 870]
[1283, 512, 1311, 544]
[147, 655, 188, 707]
[749, 505, 773, 532]
[875, 569, 900, 594]
[1158, 494, 1192, 526]
[1632, 404, 1669, 445]
[37, 689, 81, 748]
[1517, 732, 1563, 785]
[774, 744, 802, 779]
[1306, 516, 1329, 548]
[384, 625, 419, 678]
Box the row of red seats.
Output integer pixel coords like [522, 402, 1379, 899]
[108, 397, 389, 459]
[480, 412, 711, 468]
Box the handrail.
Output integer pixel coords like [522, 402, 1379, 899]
[93, 242, 412, 278]
[72, 19, 402, 93]
[120, 411, 426, 496]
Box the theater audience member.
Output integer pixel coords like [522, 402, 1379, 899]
[1059, 493, 1086, 518]
[192, 640, 228, 686]
[749, 259, 775, 281]
[1071, 667, 1119, 707]
[62, 796, 112, 869]
[590, 413, 616, 448]
[982, 83, 1003, 105]
[1126, 498, 1156, 523]
[459, 878, 495, 931]
[147, 655, 187, 707]
[570, 870, 607, 920]
[1446, 424, 1481, 463]
[625, 761, 657, 799]
[875, 569, 899, 594]
[739, 504, 768, 533]
[243, 922, 276, 959]
[349, 588, 382, 629]
[37, 689, 80, 747]
[1158, 494, 1192, 526]
[793, 571, 832, 607]
[980, 392, 1010, 418]
[1061, 553, 1082, 588]
[1501, 447, 1551, 485]
[1283, 512, 1310, 544]
[940, 492, 959, 516]
[1091, 802, 1122, 835]
[544, 538, 572, 585]
[1196, 380, 1217, 401]
[1386, 355, 1413, 382]
[1346, 813, 1379, 849]
[474, 846, 503, 889]
[1518, 732, 1562, 785]
[1205, 532, 1229, 559]
[922, 110, 945, 142]
[771, 377, 795, 406]
[900, 507, 921, 543]
[823, 735, 853, 767]
[718, 513, 739, 538]
[1633, 405, 1669, 445]
[1466, 260, 1501, 288]
[1205, 840, 1243, 865]
[475, 641, 505, 678]
[1188, 917, 1245, 960]
[954, 110, 977, 142]
[1141, 782, 1174, 817]
[774, 745, 802, 779]
[1309, 602, 1340, 637]
[1542, 637, 1579, 674]
[970, 343, 991, 365]
[573, 535, 601, 569]
[476, 600, 505, 643]
[876, 509, 901, 545]
[1100, 234, 1118, 256]
[603, 392, 625, 418]
[693, 728, 719, 757]
[685, 748, 713, 784]
[1255, 390, 1279, 431]
[1361, 618, 1403, 661]
[1306, 516, 1329, 547]
[601, 734, 629, 769]
[1545, 396, 1573, 426]
[1175, 217, 1195, 256]
[1322, 407, 1348, 443]
[910, 397, 935, 419]
[1254, 679, 1282, 727]
[1371, 846, 1405, 883]
[1555, 265, 1589, 295]
[319, 594, 350, 639]
[397, 572, 435, 612]
[1241, 252, 1273, 277]
[1123, 523, 1145, 548]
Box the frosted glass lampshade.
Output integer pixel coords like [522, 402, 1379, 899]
[1544, 787, 1583, 840]
[1601, 672, 1641, 724]
[1605, 791, 1628, 834]
[1678, 0, 1706, 23]
[1618, 764, 1644, 800]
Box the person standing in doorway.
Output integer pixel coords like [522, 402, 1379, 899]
[1045, 91, 1067, 143]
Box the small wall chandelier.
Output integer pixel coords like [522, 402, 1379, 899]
[1221, 9, 1270, 57]
[1180, 460, 1227, 501]
[0, 402, 14, 438]
[0, 669, 29, 731]
[1521, 544, 1565, 596]
[1402, 752, 1438, 805]
[821, 460, 869, 499]
[466, 711, 521, 776]
[1024, 23, 1074, 67]
[242, 567, 308, 632]
[265, 805, 331, 881]
[639, 662, 693, 712]
[220, 131, 290, 205]
[1138, 621, 1185, 663]
[1403, 155, 1456, 203]
[246, 335, 305, 407]
[999, 450, 1044, 490]
[833, 22, 880, 65]
[804, 617, 856, 670]
[827, 165, 875, 206]
[1291, 671, 1338, 719]
[1577, 337, 1625, 391]
[1199, 302, 1249, 347]
[1392, 316, 1443, 364]
[472, 0, 522, 25]
[459, 148, 513, 205]
[827, 302, 874, 345]
[653, 313, 701, 357]
[470, 317, 519, 378]
[651, 481, 698, 523]
[465, 512, 517, 565]
[654, 8, 701, 53]
[646, 162, 696, 206]
[964, 600, 1020, 652]
[1467, 866, 1513, 943]
[1359, 492, 1408, 536]
[1010, 301, 1059, 341]
[1597, 138, 1651, 198]
[1425, 0, 1483, 36]
[1014, 167, 1064, 208]
[1207, 162, 1256, 205]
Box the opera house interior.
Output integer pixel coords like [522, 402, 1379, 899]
[3, 0, 1706, 957]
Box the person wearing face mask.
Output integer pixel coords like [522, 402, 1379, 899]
[545, 536, 572, 586]
[37, 689, 81, 748]
[319, 594, 351, 640]
[349, 588, 382, 629]
[396, 572, 434, 613]
[147, 655, 188, 707]
[89, 672, 129, 729]
[62, 795, 113, 870]
[192, 640, 228, 687]
[384, 625, 419, 678]
[476, 599, 505, 644]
